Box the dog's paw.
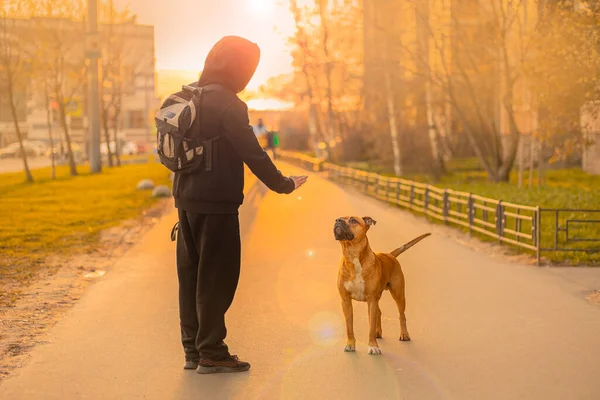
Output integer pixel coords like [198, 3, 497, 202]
[344, 344, 356, 352]
[368, 347, 382, 355]
[399, 334, 411, 342]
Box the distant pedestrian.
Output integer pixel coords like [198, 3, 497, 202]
[253, 118, 268, 150]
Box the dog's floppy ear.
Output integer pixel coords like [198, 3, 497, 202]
[363, 217, 377, 230]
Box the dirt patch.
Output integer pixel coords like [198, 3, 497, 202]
[586, 291, 600, 305]
[0, 199, 172, 383]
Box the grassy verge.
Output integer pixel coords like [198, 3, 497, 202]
[343, 162, 600, 265]
[0, 162, 172, 303]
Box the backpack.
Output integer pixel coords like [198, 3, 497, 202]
[155, 84, 222, 173]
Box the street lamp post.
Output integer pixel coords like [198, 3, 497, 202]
[86, 0, 102, 173]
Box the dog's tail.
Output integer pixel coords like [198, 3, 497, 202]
[390, 233, 431, 257]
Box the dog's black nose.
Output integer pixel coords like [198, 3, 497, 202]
[336, 218, 344, 224]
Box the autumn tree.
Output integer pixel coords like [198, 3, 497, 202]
[99, 0, 133, 167]
[527, 0, 600, 177]
[283, 0, 600, 182]
[99, 3, 152, 167]
[286, 0, 364, 161]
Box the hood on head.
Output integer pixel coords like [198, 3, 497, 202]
[198, 36, 260, 93]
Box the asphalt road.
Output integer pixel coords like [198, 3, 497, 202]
[1, 162, 600, 400]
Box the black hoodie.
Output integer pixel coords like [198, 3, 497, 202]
[172, 36, 295, 214]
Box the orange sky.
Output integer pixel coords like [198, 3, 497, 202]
[116, 0, 295, 90]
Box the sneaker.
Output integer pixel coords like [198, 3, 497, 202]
[183, 359, 199, 370]
[196, 355, 251, 374]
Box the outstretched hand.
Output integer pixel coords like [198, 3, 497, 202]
[290, 175, 308, 191]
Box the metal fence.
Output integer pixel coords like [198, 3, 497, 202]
[540, 209, 600, 255]
[278, 150, 599, 265]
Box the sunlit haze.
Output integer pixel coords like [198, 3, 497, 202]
[116, 0, 294, 91]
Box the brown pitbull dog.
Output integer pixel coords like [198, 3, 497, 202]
[334, 216, 430, 355]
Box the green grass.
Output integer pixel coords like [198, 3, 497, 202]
[343, 161, 600, 265]
[0, 162, 172, 304]
[410, 169, 599, 209]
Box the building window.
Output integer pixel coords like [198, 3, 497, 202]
[129, 110, 145, 129]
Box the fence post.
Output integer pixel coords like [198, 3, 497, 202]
[410, 185, 415, 209]
[468, 194, 474, 236]
[396, 181, 401, 207]
[424, 186, 430, 215]
[496, 200, 504, 244]
[443, 189, 449, 223]
[386, 179, 390, 201]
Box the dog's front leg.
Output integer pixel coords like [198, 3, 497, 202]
[367, 298, 382, 355]
[341, 298, 356, 352]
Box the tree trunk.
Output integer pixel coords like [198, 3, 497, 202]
[57, 95, 77, 176]
[517, 135, 524, 188]
[384, 70, 402, 177]
[102, 108, 114, 167]
[496, 166, 511, 182]
[112, 106, 121, 166]
[308, 103, 321, 157]
[380, 4, 402, 177]
[426, 81, 446, 177]
[7, 77, 33, 183]
[537, 139, 544, 187]
[44, 86, 56, 180]
[103, 0, 115, 168]
[497, 134, 519, 182]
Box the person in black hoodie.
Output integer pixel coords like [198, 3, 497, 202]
[174, 36, 308, 374]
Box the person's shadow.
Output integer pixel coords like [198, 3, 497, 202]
[173, 372, 248, 399]
[239, 178, 269, 239]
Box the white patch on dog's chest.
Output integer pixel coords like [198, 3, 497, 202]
[344, 258, 365, 301]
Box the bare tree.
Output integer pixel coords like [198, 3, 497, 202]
[381, 27, 403, 177]
[0, 1, 33, 183]
[33, 0, 87, 176]
[415, 0, 445, 178]
[289, 0, 328, 157]
[101, 14, 115, 169]
[396, 0, 526, 181]
[315, 0, 336, 152]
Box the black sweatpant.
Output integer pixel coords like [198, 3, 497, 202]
[176, 209, 241, 361]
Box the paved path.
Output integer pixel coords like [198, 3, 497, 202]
[1, 163, 600, 400]
[0, 157, 52, 173]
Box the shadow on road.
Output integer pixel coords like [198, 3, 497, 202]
[174, 372, 248, 400]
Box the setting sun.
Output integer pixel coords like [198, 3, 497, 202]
[246, 0, 275, 16]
